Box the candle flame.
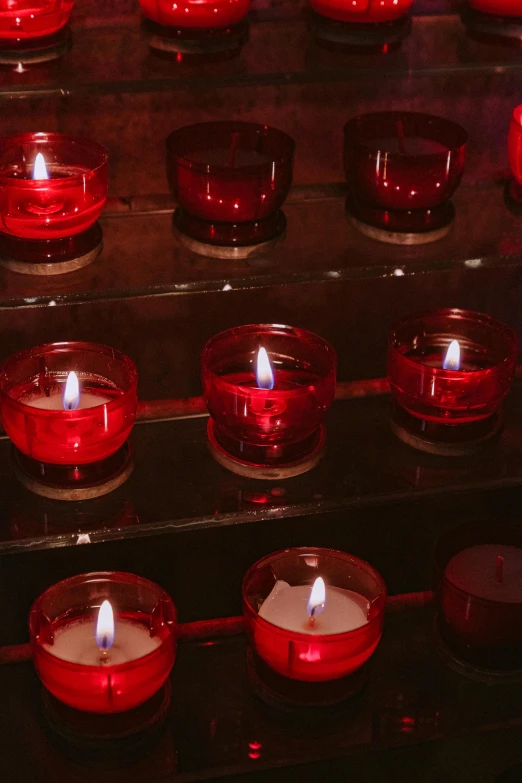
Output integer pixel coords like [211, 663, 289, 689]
[307, 577, 326, 619]
[442, 339, 460, 371]
[96, 600, 115, 651]
[256, 346, 274, 390]
[62, 371, 80, 411]
[33, 152, 49, 181]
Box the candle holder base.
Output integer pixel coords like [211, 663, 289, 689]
[504, 178, 522, 215]
[347, 193, 455, 245]
[173, 208, 286, 259]
[390, 401, 503, 456]
[0, 223, 102, 275]
[207, 420, 326, 479]
[0, 27, 70, 65]
[41, 681, 171, 759]
[306, 10, 411, 51]
[434, 616, 522, 683]
[462, 6, 522, 46]
[14, 442, 134, 501]
[247, 647, 369, 709]
[144, 18, 248, 56]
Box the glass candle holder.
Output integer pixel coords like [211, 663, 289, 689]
[166, 122, 294, 259]
[202, 324, 336, 478]
[0, 1, 74, 64]
[435, 521, 522, 675]
[344, 112, 467, 244]
[388, 309, 517, 455]
[0, 133, 108, 274]
[30, 571, 177, 713]
[243, 547, 386, 683]
[0, 342, 138, 499]
[138, 0, 250, 56]
[507, 105, 522, 211]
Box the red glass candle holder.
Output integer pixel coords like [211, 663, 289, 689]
[202, 324, 336, 478]
[306, 0, 412, 51]
[166, 122, 294, 259]
[0, 1, 74, 64]
[435, 521, 522, 677]
[344, 112, 467, 245]
[30, 571, 177, 714]
[507, 105, 522, 212]
[243, 547, 386, 703]
[0, 341, 138, 500]
[0, 133, 108, 275]
[138, 0, 250, 56]
[388, 309, 517, 455]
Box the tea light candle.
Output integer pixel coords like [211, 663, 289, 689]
[202, 324, 336, 477]
[30, 572, 177, 714]
[436, 524, 522, 671]
[46, 601, 162, 667]
[259, 578, 370, 635]
[388, 309, 517, 454]
[243, 548, 386, 682]
[23, 371, 111, 411]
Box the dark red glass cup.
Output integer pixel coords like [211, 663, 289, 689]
[344, 112, 467, 242]
[469, 0, 522, 15]
[30, 571, 177, 713]
[166, 122, 294, 255]
[0, 342, 137, 499]
[435, 521, 522, 674]
[202, 324, 336, 477]
[508, 105, 522, 207]
[138, 0, 249, 28]
[243, 547, 386, 682]
[309, 0, 412, 22]
[0, 133, 108, 272]
[388, 309, 517, 454]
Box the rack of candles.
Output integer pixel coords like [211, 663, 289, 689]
[29, 572, 176, 714]
[306, 0, 413, 51]
[138, 0, 250, 56]
[0, 133, 108, 275]
[166, 122, 294, 259]
[388, 309, 517, 455]
[0, 0, 74, 64]
[202, 323, 337, 478]
[435, 521, 522, 678]
[344, 112, 467, 245]
[0, 341, 138, 500]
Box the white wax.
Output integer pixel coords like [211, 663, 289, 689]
[258, 580, 369, 635]
[445, 544, 522, 603]
[25, 391, 110, 410]
[44, 619, 161, 666]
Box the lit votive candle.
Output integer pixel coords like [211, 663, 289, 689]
[30, 572, 177, 713]
[243, 547, 386, 682]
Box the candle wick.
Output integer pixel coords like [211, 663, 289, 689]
[227, 132, 240, 168]
[307, 615, 316, 628]
[495, 554, 504, 584]
[396, 119, 407, 155]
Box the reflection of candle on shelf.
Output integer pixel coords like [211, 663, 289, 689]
[259, 576, 369, 635]
[45, 599, 161, 667]
[24, 371, 110, 410]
